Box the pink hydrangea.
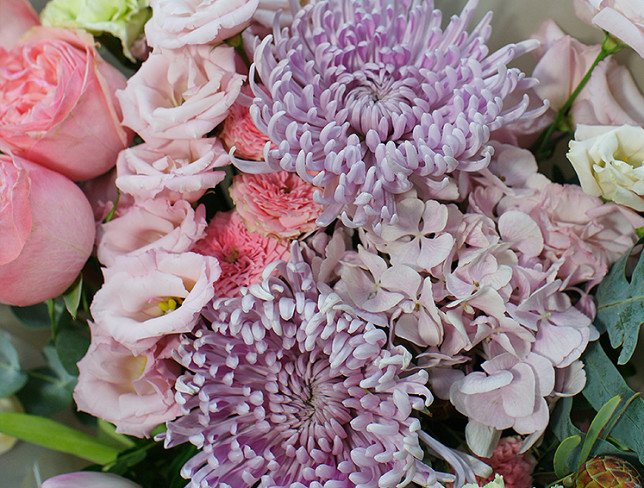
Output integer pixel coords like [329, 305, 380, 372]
[192, 211, 289, 296]
[221, 94, 272, 161]
[229, 171, 322, 239]
[478, 437, 537, 488]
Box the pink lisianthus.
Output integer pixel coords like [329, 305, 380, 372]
[478, 437, 537, 488]
[192, 210, 289, 297]
[145, 0, 259, 50]
[74, 326, 181, 438]
[43, 472, 140, 488]
[229, 171, 322, 239]
[97, 199, 207, 267]
[117, 45, 244, 142]
[81, 168, 134, 222]
[221, 94, 272, 161]
[0, 155, 95, 306]
[0, 0, 39, 49]
[115, 138, 229, 203]
[90, 250, 220, 354]
[0, 28, 131, 181]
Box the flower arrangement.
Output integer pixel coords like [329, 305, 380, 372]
[0, 0, 642, 487]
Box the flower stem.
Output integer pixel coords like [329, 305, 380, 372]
[532, 34, 623, 162]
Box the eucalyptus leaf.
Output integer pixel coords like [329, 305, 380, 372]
[0, 412, 120, 464]
[10, 303, 50, 329]
[62, 276, 83, 320]
[55, 325, 90, 376]
[0, 331, 28, 397]
[554, 435, 581, 479]
[577, 395, 621, 467]
[595, 247, 643, 364]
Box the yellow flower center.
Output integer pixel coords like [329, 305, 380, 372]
[158, 296, 184, 314]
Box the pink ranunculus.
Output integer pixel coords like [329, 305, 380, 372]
[90, 250, 220, 354]
[0, 0, 39, 49]
[221, 94, 272, 161]
[0, 155, 95, 306]
[478, 437, 537, 488]
[115, 138, 229, 203]
[43, 472, 140, 488]
[117, 45, 244, 142]
[74, 325, 181, 438]
[145, 0, 259, 50]
[192, 210, 289, 297]
[0, 28, 131, 181]
[573, 0, 644, 57]
[97, 199, 207, 267]
[229, 171, 322, 239]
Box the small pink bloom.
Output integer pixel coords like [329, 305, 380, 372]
[75, 326, 181, 438]
[192, 211, 289, 297]
[43, 472, 140, 488]
[91, 250, 220, 354]
[0, 28, 131, 181]
[115, 138, 229, 203]
[117, 45, 244, 142]
[0, 155, 95, 306]
[97, 199, 207, 267]
[221, 92, 272, 161]
[478, 437, 537, 488]
[229, 171, 322, 238]
[145, 0, 259, 50]
[0, 0, 39, 49]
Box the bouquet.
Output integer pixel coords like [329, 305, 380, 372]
[0, 0, 642, 486]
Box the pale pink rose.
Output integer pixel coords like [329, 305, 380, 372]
[253, 0, 293, 28]
[43, 472, 140, 488]
[221, 95, 272, 161]
[573, 0, 644, 57]
[97, 199, 207, 266]
[192, 211, 289, 297]
[75, 326, 181, 437]
[91, 250, 220, 354]
[0, 0, 39, 49]
[230, 171, 322, 239]
[0, 155, 95, 306]
[115, 138, 229, 203]
[478, 437, 537, 488]
[117, 45, 244, 142]
[145, 0, 259, 50]
[0, 28, 131, 181]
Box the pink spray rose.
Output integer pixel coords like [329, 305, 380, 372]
[43, 472, 141, 488]
[97, 199, 207, 266]
[478, 437, 537, 488]
[230, 172, 323, 239]
[91, 250, 220, 354]
[117, 45, 244, 142]
[145, 0, 259, 50]
[115, 138, 229, 203]
[0, 155, 95, 306]
[192, 211, 289, 297]
[221, 92, 272, 161]
[0, 28, 131, 181]
[0, 0, 39, 49]
[75, 326, 181, 437]
[573, 0, 644, 57]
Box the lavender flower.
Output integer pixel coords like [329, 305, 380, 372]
[248, 0, 542, 228]
[164, 245, 469, 487]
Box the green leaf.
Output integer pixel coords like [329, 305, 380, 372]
[10, 303, 50, 329]
[98, 419, 136, 451]
[595, 248, 643, 364]
[17, 346, 76, 415]
[554, 435, 581, 478]
[577, 395, 621, 467]
[0, 331, 28, 397]
[582, 342, 644, 463]
[0, 412, 119, 464]
[62, 276, 83, 320]
[55, 324, 90, 376]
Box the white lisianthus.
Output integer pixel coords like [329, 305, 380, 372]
[0, 397, 23, 456]
[567, 125, 644, 212]
[464, 474, 505, 488]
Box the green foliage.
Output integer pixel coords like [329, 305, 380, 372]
[10, 302, 51, 329]
[595, 245, 643, 364]
[577, 395, 621, 465]
[553, 435, 581, 478]
[62, 276, 84, 320]
[0, 331, 28, 397]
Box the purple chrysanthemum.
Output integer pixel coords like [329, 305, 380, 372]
[164, 245, 453, 487]
[247, 0, 542, 228]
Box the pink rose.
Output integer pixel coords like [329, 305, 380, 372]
[117, 45, 244, 142]
[0, 155, 95, 306]
[97, 199, 207, 266]
[221, 94, 272, 161]
[253, 0, 293, 29]
[43, 472, 141, 488]
[0, 0, 39, 49]
[230, 171, 323, 239]
[75, 326, 181, 437]
[145, 0, 259, 50]
[115, 138, 229, 203]
[0, 28, 131, 181]
[91, 250, 220, 353]
[573, 0, 644, 57]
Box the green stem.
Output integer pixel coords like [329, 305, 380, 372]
[532, 34, 623, 162]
